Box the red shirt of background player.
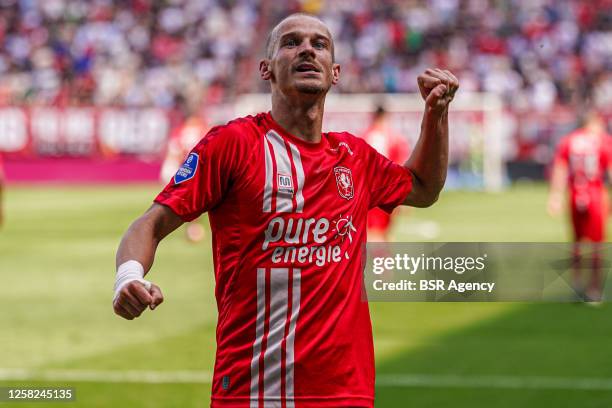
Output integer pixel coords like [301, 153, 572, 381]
[160, 116, 209, 182]
[362, 121, 410, 235]
[155, 112, 412, 407]
[0, 151, 5, 184]
[554, 128, 612, 242]
[0, 152, 4, 227]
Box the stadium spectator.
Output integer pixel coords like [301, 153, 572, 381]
[362, 105, 410, 241]
[548, 110, 612, 302]
[0, 0, 607, 113]
[0, 1, 608, 167]
[113, 13, 457, 407]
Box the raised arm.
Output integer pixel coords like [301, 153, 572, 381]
[403, 68, 458, 207]
[114, 203, 184, 319]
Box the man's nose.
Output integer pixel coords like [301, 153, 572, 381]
[297, 40, 316, 58]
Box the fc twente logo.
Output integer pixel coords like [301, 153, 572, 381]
[334, 166, 354, 200]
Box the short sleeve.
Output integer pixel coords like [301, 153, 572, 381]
[154, 124, 244, 221]
[363, 141, 413, 213]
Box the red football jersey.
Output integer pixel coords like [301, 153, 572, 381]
[362, 124, 409, 165]
[0, 152, 4, 181]
[155, 112, 412, 408]
[362, 123, 410, 232]
[554, 128, 611, 211]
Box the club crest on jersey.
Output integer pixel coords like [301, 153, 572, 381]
[334, 166, 354, 200]
[174, 152, 199, 184]
[277, 173, 294, 195]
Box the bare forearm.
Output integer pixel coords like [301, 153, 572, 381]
[115, 204, 183, 273]
[404, 107, 449, 206]
[403, 68, 457, 207]
[116, 217, 160, 273]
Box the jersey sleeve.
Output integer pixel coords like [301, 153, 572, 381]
[362, 140, 413, 213]
[154, 123, 246, 221]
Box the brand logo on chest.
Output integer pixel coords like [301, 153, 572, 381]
[277, 173, 294, 195]
[334, 166, 354, 200]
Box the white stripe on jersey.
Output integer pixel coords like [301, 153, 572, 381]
[287, 143, 305, 213]
[250, 268, 301, 407]
[262, 139, 274, 213]
[285, 269, 301, 408]
[263, 268, 289, 401]
[250, 268, 267, 408]
[265, 131, 294, 212]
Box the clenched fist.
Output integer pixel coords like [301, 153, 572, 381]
[113, 280, 164, 320]
[417, 68, 459, 114]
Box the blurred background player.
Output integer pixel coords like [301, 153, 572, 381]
[362, 105, 410, 241]
[548, 110, 612, 302]
[0, 151, 4, 228]
[160, 96, 209, 242]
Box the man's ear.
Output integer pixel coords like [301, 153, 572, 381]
[331, 63, 340, 85]
[260, 60, 272, 81]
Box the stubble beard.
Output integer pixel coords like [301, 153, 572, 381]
[294, 77, 329, 95]
[295, 83, 324, 94]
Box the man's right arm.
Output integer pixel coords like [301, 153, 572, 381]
[114, 121, 245, 319]
[114, 203, 184, 320]
[547, 158, 568, 217]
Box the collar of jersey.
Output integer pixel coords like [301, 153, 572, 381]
[265, 111, 329, 151]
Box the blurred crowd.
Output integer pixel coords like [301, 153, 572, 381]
[300, 0, 612, 112]
[0, 0, 610, 113]
[0, 0, 259, 108]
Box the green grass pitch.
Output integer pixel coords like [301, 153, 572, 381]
[1, 183, 611, 407]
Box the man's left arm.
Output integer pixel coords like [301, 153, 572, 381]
[403, 69, 459, 207]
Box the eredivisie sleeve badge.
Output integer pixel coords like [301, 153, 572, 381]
[174, 152, 199, 184]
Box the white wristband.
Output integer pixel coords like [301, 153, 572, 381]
[114, 260, 151, 302]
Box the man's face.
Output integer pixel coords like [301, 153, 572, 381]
[261, 16, 340, 96]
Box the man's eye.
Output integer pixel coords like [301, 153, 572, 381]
[284, 39, 297, 47]
[314, 41, 326, 49]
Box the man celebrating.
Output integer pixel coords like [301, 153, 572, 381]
[548, 110, 612, 301]
[362, 105, 411, 242]
[114, 13, 458, 407]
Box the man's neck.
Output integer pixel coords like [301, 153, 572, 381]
[270, 92, 325, 143]
[585, 123, 603, 136]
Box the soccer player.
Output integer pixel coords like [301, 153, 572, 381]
[160, 101, 209, 242]
[114, 13, 458, 407]
[362, 105, 410, 241]
[548, 110, 612, 302]
[0, 152, 4, 228]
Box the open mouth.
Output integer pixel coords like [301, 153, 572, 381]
[294, 62, 320, 73]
